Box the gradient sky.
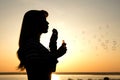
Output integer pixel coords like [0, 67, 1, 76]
[0, 0, 120, 72]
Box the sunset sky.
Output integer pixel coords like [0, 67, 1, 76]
[0, 0, 120, 72]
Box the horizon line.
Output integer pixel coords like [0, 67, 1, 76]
[0, 72, 120, 75]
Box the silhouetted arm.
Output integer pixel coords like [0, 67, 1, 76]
[49, 28, 58, 53]
[49, 29, 67, 58]
[56, 41, 67, 58]
[49, 40, 67, 58]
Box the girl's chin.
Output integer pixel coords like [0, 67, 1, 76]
[43, 30, 48, 33]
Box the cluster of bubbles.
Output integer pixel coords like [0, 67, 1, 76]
[100, 40, 118, 51]
[80, 25, 120, 51]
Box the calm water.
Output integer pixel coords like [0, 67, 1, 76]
[0, 74, 120, 80]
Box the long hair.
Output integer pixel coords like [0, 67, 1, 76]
[17, 10, 48, 70]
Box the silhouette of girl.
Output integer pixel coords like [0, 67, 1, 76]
[17, 10, 67, 80]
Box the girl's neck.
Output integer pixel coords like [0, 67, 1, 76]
[30, 33, 41, 42]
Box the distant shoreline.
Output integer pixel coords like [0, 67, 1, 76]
[54, 72, 120, 75]
[0, 72, 120, 75]
[0, 72, 26, 75]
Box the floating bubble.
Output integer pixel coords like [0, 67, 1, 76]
[95, 46, 98, 50]
[93, 35, 96, 39]
[112, 41, 118, 51]
[106, 24, 110, 29]
[101, 42, 108, 50]
[112, 46, 116, 51]
[105, 40, 109, 44]
[101, 42, 104, 46]
[98, 38, 101, 42]
[98, 26, 102, 30]
[100, 34, 104, 38]
[113, 41, 117, 45]
[81, 31, 85, 34]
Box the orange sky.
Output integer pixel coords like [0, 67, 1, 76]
[0, 0, 120, 72]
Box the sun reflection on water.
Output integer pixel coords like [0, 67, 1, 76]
[51, 73, 60, 80]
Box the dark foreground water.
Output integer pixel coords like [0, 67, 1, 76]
[0, 73, 120, 80]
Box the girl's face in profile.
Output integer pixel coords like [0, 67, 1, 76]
[39, 18, 49, 33]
